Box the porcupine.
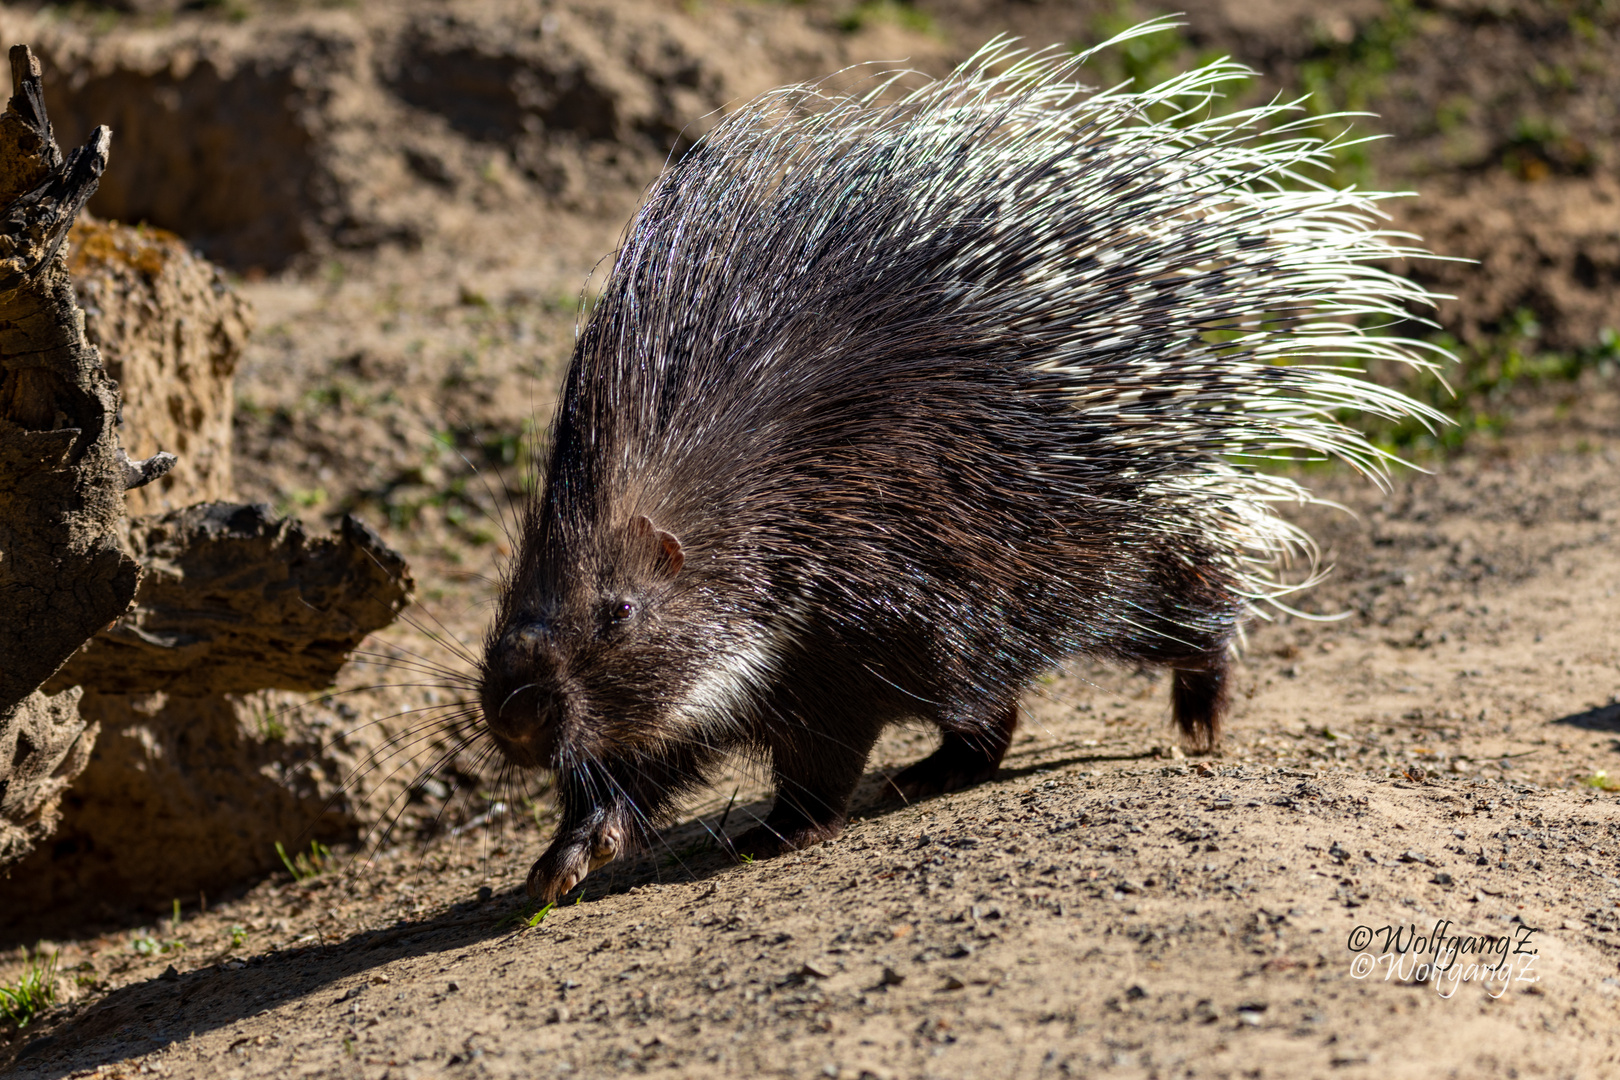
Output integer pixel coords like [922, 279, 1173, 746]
[479, 22, 1447, 903]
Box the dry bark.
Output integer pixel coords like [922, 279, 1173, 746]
[0, 45, 414, 892]
[48, 502, 412, 697]
[0, 686, 88, 868]
[2, 504, 413, 928]
[0, 46, 169, 871]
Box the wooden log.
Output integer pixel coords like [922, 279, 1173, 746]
[0, 46, 169, 871]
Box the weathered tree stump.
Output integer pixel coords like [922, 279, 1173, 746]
[3, 503, 413, 932]
[0, 46, 416, 925]
[0, 46, 171, 871]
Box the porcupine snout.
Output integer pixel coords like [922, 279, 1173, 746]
[480, 620, 568, 770]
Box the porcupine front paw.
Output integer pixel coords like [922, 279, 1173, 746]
[525, 819, 626, 902]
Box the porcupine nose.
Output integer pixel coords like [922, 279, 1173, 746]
[481, 620, 559, 766]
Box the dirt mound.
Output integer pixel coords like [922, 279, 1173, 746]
[13, 0, 925, 273]
[1398, 174, 1620, 349]
[68, 216, 252, 516]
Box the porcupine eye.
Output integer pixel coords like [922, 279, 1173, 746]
[609, 600, 635, 624]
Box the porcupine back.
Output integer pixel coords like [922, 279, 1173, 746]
[490, 25, 1446, 900]
[525, 23, 1442, 726]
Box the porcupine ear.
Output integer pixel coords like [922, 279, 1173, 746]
[632, 514, 685, 578]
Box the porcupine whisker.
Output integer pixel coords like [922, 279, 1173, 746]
[567, 764, 686, 887]
[313, 722, 489, 882]
[276, 707, 480, 877]
[328, 670, 481, 703]
[859, 664, 944, 707]
[255, 693, 481, 800]
[592, 767, 700, 887]
[337, 709, 484, 808]
[389, 408, 560, 554]
[688, 788, 745, 856]
[433, 568, 503, 593]
[314, 700, 482, 762]
[347, 544, 488, 674]
[572, 728, 765, 871]
[352, 546, 489, 677]
[434, 433, 521, 554]
[499, 683, 541, 716]
[423, 742, 506, 842]
[350, 626, 485, 677]
[346, 652, 481, 687]
[356, 631, 484, 667]
[357, 731, 492, 867]
[249, 682, 478, 749]
[356, 766, 477, 876]
[388, 605, 482, 671]
[345, 728, 487, 829]
[366, 734, 491, 863]
[464, 759, 522, 883]
[453, 759, 508, 885]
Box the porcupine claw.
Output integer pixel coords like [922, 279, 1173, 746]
[525, 819, 626, 902]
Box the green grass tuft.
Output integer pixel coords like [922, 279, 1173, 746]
[0, 951, 59, 1029]
[836, 0, 935, 36]
[1351, 317, 1620, 456]
[276, 839, 337, 882]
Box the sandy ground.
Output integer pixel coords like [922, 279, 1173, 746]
[1, 392, 1616, 1078]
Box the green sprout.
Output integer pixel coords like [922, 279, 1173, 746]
[276, 840, 336, 881]
[495, 900, 557, 931]
[130, 935, 182, 957]
[836, 0, 936, 35]
[256, 708, 288, 743]
[1348, 320, 1620, 457]
[0, 951, 58, 1029]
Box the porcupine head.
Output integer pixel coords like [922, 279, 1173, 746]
[480, 494, 726, 903]
[480, 22, 1449, 903]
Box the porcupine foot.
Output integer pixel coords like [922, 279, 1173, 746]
[891, 702, 1019, 801]
[730, 720, 878, 860]
[731, 818, 847, 860]
[1171, 653, 1230, 753]
[526, 810, 628, 903]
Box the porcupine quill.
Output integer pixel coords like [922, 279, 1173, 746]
[476, 21, 1450, 902]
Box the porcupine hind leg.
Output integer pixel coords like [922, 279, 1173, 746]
[1171, 651, 1230, 754]
[732, 718, 881, 860]
[890, 702, 1019, 800]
